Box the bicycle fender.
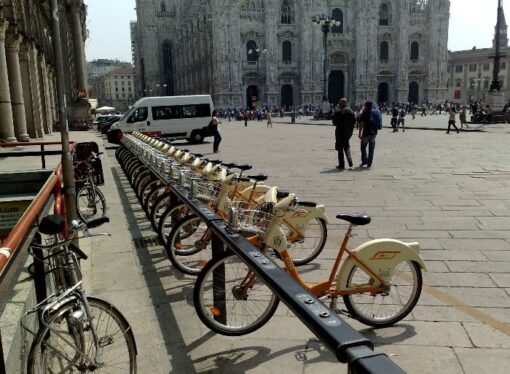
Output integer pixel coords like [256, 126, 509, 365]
[300, 205, 329, 224]
[336, 239, 426, 291]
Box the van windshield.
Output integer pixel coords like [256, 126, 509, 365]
[120, 107, 136, 122]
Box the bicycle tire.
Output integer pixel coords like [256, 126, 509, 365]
[194, 250, 280, 336]
[143, 185, 168, 216]
[136, 175, 154, 202]
[27, 296, 137, 373]
[157, 203, 190, 246]
[76, 185, 107, 223]
[166, 214, 210, 275]
[130, 167, 148, 188]
[342, 260, 422, 327]
[140, 180, 163, 213]
[286, 217, 328, 266]
[150, 193, 172, 232]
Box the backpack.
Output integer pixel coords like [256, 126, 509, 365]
[370, 108, 383, 130]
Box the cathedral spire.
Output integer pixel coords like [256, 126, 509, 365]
[493, 1, 508, 47]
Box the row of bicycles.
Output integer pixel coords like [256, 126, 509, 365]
[116, 132, 427, 337]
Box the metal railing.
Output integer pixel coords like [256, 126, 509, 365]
[119, 139, 406, 373]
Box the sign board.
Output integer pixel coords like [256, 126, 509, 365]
[454, 90, 461, 100]
[0, 200, 31, 241]
[77, 89, 88, 99]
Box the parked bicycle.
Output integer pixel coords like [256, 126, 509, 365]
[22, 215, 137, 373]
[193, 194, 425, 335]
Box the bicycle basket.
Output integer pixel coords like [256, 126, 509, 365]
[227, 205, 274, 234]
[190, 180, 221, 203]
[178, 169, 201, 188]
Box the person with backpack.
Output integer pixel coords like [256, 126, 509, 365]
[332, 98, 356, 169]
[397, 106, 406, 132]
[391, 106, 399, 132]
[358, 101, 381, 168]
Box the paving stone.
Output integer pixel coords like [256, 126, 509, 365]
[483, 250, 510, 261]
[462, 323, 510, 348]
[438, 238, 510, 251]
[411, 305, 479, 323]
[489, 273, 510, 287]
[421, 249, 487, 261]
[455, 348, 510, 374]
[446, 261, 510, 273]
[435, 287, 510, 307]
[424, 272, 496, 287]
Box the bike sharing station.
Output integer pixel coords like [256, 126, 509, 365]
[116, 132, 415, 374]
[0, 141, 103, 373]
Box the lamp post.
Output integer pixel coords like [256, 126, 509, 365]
[248, 46, 267, 74]
[312, 14, 341, 101]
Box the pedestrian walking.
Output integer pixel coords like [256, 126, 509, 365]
[332, 98, 356, 169]
[397, 106, 406, 132]
[267, 110, 273, 128]
[210, 110, 222, 152]
[446, 107, 460, 134]
[459, 106, 468, 130]
[358, 101, 381, 168]
[243, 111, 248, 127]
[391, 106, 398, 132]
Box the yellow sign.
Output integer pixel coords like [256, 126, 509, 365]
[0, 200, 32, 239]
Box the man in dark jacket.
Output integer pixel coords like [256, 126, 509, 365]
[332, 98, 356, 169]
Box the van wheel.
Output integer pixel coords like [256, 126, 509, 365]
[189, 131, 204, 144]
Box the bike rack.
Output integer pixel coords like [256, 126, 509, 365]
[118, 139, 406, 374]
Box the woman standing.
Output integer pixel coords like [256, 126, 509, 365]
[446, 107, 460, 134]
[459, 106, 468, 130]
[210, 110, 222, 153]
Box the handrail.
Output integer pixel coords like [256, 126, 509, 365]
[0, 166, 63, 278]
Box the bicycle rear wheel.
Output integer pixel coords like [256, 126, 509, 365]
[194, 251, 279, 336]
[27, 296, 137, 373]
[342, 260, 422, 327]
[76, 185, 107, 223]
[157, 203, 190, 246]
[285, 217, 327, 266]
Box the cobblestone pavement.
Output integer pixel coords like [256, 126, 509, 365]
[3, 115, 508, 373]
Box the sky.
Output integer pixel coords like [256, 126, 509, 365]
[85, 0, 509, 62]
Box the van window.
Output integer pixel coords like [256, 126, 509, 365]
[152, 106, 180, 120]
[128, 107, 148, 123]
[182, 104, 211, 118]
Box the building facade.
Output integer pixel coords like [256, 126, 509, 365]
[0, 0, 89, 142]
[446, 9, 509, 104]
[132, 0, 450, 108]
[91, 66, 136, 112]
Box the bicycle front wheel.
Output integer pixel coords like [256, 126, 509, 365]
[285, 217, 327, 266]
[194, 251, 279, 336]
[76, 185, 107, 223]
[166, 215, 211, 275]
[157, 203, 190, 247]
[342, 260, 422, 327]
[27, 296, 137, 373]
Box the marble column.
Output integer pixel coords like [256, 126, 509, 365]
[48, 69, 57, 125]
[0, 19, 16, 142]
[28, 43, 44, 138]
[68, 0, 87, 92]
[6, 32, 30, 141]
[38, 53, 52, 134]
[20, 42, 36, 138]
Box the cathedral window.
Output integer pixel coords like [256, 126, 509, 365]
[411, 0, 429, 13]
[469, 64, 477, 72]
[332, 9, 343, 33]
[379, 3, 391, 26]
[281, 0, 294, 24]
[247, 40, 257, 62]
[483, 63, 490, 71]
[380, 41, 389, 61]
[455, 65, 463, 73]
[282, 41, 292, 63]
[160, 1, 166, 13]
[410, 42, 419, 61]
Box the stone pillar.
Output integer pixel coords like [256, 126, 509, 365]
[38, 53, 52, 134]
[0, 19, 16, 142]
[6, 32, 30, 141]
[68, 0, 87, 92]
[47, 69, 57, 125]
[19, 42, 36, 138]
[28, 43, 44, 138]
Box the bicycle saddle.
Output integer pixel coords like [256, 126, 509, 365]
[235, 164, 253, 171]
[39, 214, 65, 235]
[208, 159, 223, 165]
[193, 153, 203, 158]
[299, 201, 317, 207]
[247, 174, 268, 182]
[276, 190, 290, 199]
[336, 214, 371, 226]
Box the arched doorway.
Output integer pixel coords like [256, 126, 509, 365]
[408, 82, 419, 104]
[281, 85, 293, 108]
[377, 82, 389, 104]
[246, 85, 259, 108]
[328, 71, 344, 105]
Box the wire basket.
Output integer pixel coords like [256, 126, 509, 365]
[190, 180, 222, 203]
[227, 204, 274, 234]
[178, 169, 201, 189]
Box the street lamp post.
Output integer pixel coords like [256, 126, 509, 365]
[248, 46, 267, 74]
[312, 14, 341, 101]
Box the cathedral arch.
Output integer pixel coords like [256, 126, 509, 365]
[332, 8, 343, 33]
[410, 42, 420, 61]
[281, 85, 294, 107]
[380, 41, 389, 61]
[408, 82, 419, 104]
[282, 41, 292, 63]
[281, 0, 294, 24]
[160, 0, 166, 12]
[379, 2, 392, 26]
[378, 83, 389, 104]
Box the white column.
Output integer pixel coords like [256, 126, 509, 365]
[29, 43, 44, 138]
[20, 42, 36, 138]
[0, 19, 16, 142]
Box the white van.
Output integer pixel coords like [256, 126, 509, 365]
[107, 95, 214, 144]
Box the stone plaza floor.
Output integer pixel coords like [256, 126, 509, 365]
[2, 114, 509, 373]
